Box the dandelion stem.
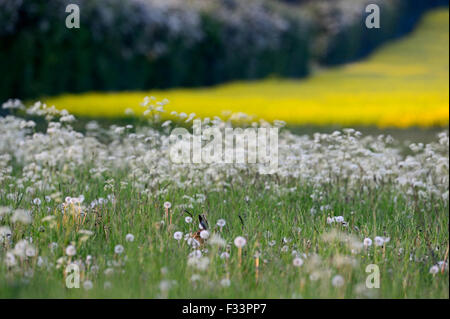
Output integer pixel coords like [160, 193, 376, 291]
[238, 247, 242, 268]
[255, 256, 259, 283]
[442, 244, 449, 274]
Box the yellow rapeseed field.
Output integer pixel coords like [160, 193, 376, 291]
[43, 9, 449, 127]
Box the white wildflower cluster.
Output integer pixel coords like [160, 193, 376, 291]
[327, 215, 347, 226]
[1, 101, 447, 206]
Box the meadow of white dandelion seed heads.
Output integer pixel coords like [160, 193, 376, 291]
[0, 99, 448, 205]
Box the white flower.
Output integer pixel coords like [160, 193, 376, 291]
[159, 280, 173, 292]
[220, 252, 230, 259]
[161, 120, 172, 128]
[11, 209, 32, 224]
[13, 240, 29, 258]
[332, 275, 345, 287]
[187, 238, 200, 248]
[217, 219, 226, 227]
[209, 234, 226, 247]
[65, 245, 76, 256]
[174, 231, 183, 241]
[185, 216, 193, 224]
[429, 265, 439, 275]
[234, 236, 247, 248]
[104, 268, 114, 276]
[309, 272, 320, 281]
[164, 202, 171, 209]
[0, 226, 12, 243]
[78, 229, 94, 236]
[200, 230, 209, 239]
[0, 206, 11, 219]
[187, 256, 209, 271]
[5, 252, 17, 267]
[125, 234, 135, 242]
[293, 257, 304, 267]
[189, 250, 202, 259]
[114, 245, 124, 254]
[363, 238, 372, 247]
[335, 216, 345, 223]
[33, 198, 41, 206]
[25, 246, 36, 257]
[49, 242, 58, 252]
[36, 256, 45, 267]
[41, 215, 56, 223]
[220, 278, 231, 287]
[83, 280, 93, 290]
[374, 236, 384, 247]
[178, 112, 187, 119]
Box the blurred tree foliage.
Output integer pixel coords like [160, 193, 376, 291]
[305, 0, 449, 64]
[0, 0, 447, 104]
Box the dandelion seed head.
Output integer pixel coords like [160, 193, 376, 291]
[65, 245, 76, 256]
[429, 265, 439, 275]
[217, 219, 226, 227]
[374, 236, 384, 247]
[114, 245, 124, 254]
[220, 252, 230, 259]
[293, 257, 304, 267]
[11, 209, 32, 224]
[332, 275, 345, 287]
[363, 238, 373, 247]
[200, 230, 209, 239]
[174, 231, 183, 241]
[234, 236, 247, 248]
[220, 278, 231, 287]
[83, 280, 93, 290]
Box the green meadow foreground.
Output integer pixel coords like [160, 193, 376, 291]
[0, 100, 448, 298]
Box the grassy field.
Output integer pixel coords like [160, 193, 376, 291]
[42, 9, 449, 128]
[0, 99, 448, 298]
[1, 7, 448, 300]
